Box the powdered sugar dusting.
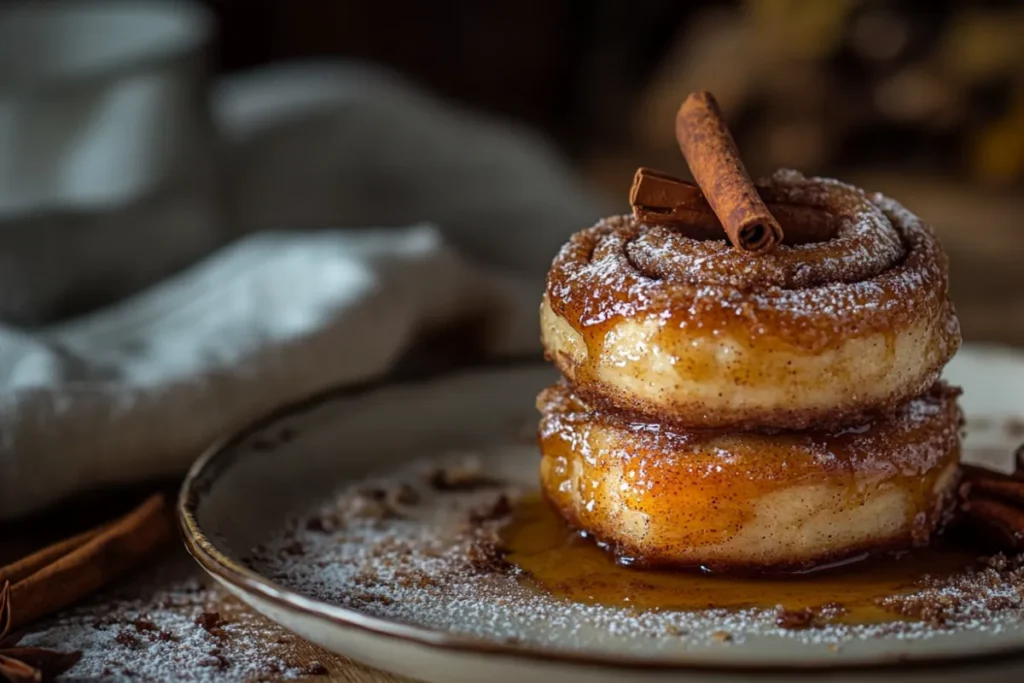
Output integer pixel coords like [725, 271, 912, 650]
[19, 554, 327, 681]
[546, 170, 956, 354]
[244, 447, 1024, 660]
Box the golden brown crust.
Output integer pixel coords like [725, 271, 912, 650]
[537, 381, 963, 572]
[543, 170, 961, 430]
[563, 359, 947, 434]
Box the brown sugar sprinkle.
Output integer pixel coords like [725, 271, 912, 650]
[774, 607, 817, 630]
[305, 661, 329, 675]
[876, 554, 1024, 626]
[114, 630, 140, 648]
[345, 491, 400, 520]
[390, 483, 421, 506]
[464, 528, 509, 575]
[426, 457, 502, 491]
[131, 617, 158, 633]
[280, 540, 305, 557]
[468, 494, 513, 524]
[130, 617, 178, 643]
[773, 602, 849, 630]
[304, 480, 426, 531]
[194, 611, 224, 633]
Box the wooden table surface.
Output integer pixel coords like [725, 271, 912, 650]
[0, 489, 414, 683]
[1, 169, 1020, 682]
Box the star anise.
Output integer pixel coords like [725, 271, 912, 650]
[957, 445, 1024, 551]
[0, 582, 81, 683]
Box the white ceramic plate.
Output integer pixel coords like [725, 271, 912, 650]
[180, 344, 1024, 683]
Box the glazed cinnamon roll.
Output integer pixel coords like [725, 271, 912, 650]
[535, 91, 964, 572]
[538, 380, 963, 572]
[542, 171, 960, 431]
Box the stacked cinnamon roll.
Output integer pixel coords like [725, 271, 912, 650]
[537, 168, 962, 572]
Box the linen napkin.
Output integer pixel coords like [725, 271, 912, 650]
[0, 61, 606, 519]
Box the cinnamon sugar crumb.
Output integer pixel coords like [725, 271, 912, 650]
[389, 483, 420, 506]
[426, 457, 501, 491]
[876, 553, 1024, 626]
[18, 554, 311, 680]
[345, 492, 399, 520]
[774, 607, 816, 630]
[468, 494, 513, 524]
[464, 528, 508, 574]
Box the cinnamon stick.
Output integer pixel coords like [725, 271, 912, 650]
[8, 494, 172, 630]
[0, 523, 110, 587]
[961, 498, 1024, 550]
[967, 477, 1024, 506]
[629, 168, 724, 240]
[675, 90, 783, 253]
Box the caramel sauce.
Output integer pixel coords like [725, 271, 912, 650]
[501, 496, 977, 625]
[536, 381, 961, 569]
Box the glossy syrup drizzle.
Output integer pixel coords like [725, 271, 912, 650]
[501, 496, 978, 625]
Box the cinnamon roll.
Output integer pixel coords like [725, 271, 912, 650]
[542, 171, 960, 431]
[537, 380, 962, 572]
[535, 91, 964, 572]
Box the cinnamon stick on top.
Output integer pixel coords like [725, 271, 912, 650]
[629, 168, 728, 242]
[629, 167, 703, 224]
[675, 91, 782, 253]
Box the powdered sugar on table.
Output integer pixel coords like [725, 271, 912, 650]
[19, 553, 328, 681]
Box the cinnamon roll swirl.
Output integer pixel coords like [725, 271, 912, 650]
[542, 171, 960, 430]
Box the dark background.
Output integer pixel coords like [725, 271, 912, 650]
[203, 0, 687, 158]
[198, 0, 1024, 344]
[202, 0, 1024, 184]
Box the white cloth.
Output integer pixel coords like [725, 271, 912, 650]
[0, 6, 606, 518]
[0, 227, 541, 519]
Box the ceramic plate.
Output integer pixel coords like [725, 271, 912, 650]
[180, 344, 1024, 683]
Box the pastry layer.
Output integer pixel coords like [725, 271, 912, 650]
[537, 381, 963, 572]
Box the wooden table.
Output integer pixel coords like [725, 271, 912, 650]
[0, 489, 414, 682]
[1, 169, 1020, 682]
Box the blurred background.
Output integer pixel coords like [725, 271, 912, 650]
[208, 0, 1024, 184]
[2, 0, 1023, 342]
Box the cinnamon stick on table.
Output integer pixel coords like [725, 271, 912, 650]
[675, 90, 783, 253]
[6, 493, 172, 630]
[0, 523, 110, 587]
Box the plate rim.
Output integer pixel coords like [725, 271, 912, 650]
[178, 355, 1024, 676]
